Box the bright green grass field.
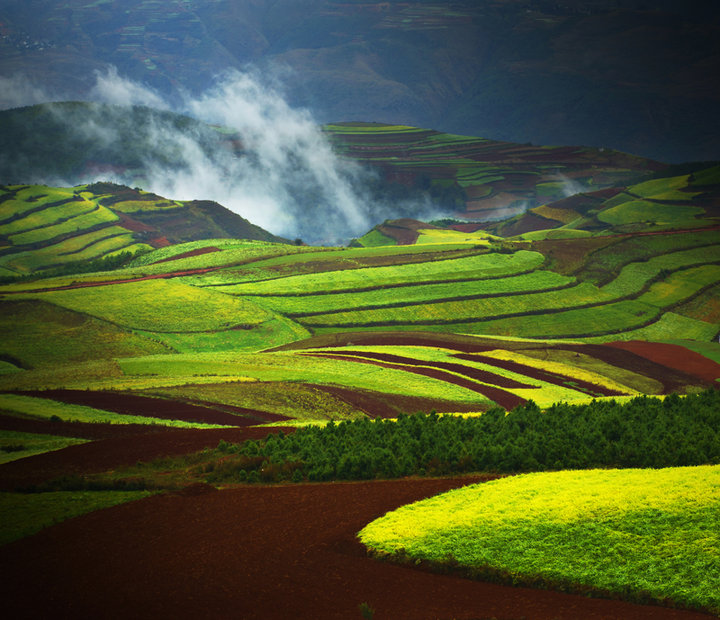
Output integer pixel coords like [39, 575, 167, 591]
[0, 393, 229, 428]
[0, 430, 88, 464]
[359, 465, 720, 614]
[23, 279, 271, 332]
[0, 491, 152, 546]
[219, 250, 544, 296]
[598, 200, 706, 228]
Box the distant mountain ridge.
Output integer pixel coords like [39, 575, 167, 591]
[0, 103, 665, 234]
[1, 0, 719, 162]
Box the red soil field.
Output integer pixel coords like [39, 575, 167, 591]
[454, 353, 627, 397]
[604, 341, 720, 384]
[14, 389, 285, 426]
[0, 426, 293, 490]
[310, 384, 482, 418]
[557, 344, 712, 393]
[324, 350, 536, 389]
[306, 352, 525, 410]
[0, 476, 711, 620]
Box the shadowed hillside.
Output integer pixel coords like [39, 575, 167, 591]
[1, 0, 719, 161]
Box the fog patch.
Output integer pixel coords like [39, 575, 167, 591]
[1, 66, 447, 244]
[557, 174, 587, 198]
[0, 74, 55, 110]
[89, 67, 167, 110]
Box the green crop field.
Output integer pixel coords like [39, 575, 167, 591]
[253, 270, 574, 316]
[359, 465, 720, 614]
[220, 250, 545, 296]
[20, 280, 271, 333]
[597, 200, 707, 228]
[0, 430, 88, 465]
[301, 281, 609, 328]
[0, 491, 153, 546]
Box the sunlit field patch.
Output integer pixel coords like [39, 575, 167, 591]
[360, 465, 720, 614]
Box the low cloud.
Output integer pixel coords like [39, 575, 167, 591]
[0, 74, 54, 110]
[89, 66, 167, 110]
[2, 66, 441, 243]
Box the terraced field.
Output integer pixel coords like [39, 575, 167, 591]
[325, 123, 662, 221]
[2, 164, 720, 619]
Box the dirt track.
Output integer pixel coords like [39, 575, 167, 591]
[1, 476, 713, 620]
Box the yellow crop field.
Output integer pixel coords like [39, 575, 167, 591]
[360, 465, 720, 614]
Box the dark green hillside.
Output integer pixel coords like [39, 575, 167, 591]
[2, 1, 719, 161]
[325, 123, 662, 222]
[0, 102, 240, 183]
[0, 104, 663, 227]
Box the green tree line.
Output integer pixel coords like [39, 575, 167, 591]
[205, 388, 720, 483]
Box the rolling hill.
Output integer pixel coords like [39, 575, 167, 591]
[1, 0, 719, 162]
[0, 103, 667, 229]
[1, 127, 720, 618]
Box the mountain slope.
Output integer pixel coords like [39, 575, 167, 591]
[1, 0, 719, 161]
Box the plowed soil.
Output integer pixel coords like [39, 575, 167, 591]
[306, 352, 525, 410]
[605, 341, 720, 384]
[560, 343, 712, 393]
[454, 352, 627, 397]
[0, 426, 293, 490]
[0, 476, 712, 620]
[12, 389, 285, 426]
[310, 384, 482, 418]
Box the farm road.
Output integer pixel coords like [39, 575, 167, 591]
[0, 477, 713, 620]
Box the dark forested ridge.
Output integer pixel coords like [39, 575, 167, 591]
[1, 1, 719, 161]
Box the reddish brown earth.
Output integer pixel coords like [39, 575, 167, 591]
[320, 350, 536, 389]
[454, 353, 627, 397]
[310, 384, 482, 418]
[150, 246, 221, 265]
[604, 341, 720, 384]
[0, 475, 712, 620]
[557, 344, 713, 393]
[0, 426, 293, 490]
[306, 352, 526, 410]
[12, 389, 286, 425]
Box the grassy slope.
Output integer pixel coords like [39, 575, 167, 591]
[359, 465, 720, 615]
[1, 172, 719, 421]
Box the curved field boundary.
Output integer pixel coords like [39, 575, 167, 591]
[309, 384, 482, 418]
[150, 246, 222, 265]
[0, 194, 85, 228]
[0, 478, 708, 619]
[0, 426, 295, 490]
[3, 201, 101, 242]
[453, 353, 627, 397]
[0, 413, 172, 440]
[556, 344, 714, 393]
[603, 341, 720, 383]
[303, 260, 720, 334]
[198, 247, 485, 288]
[304, 353, 526, 410]
[229, 267, 544, 299]
[221, 251, 545, 297]
[11, 390, 279, 426]
[322, 350, 537, 389]
[283, 280, 576, 318]
[267, 331, 499, 353]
